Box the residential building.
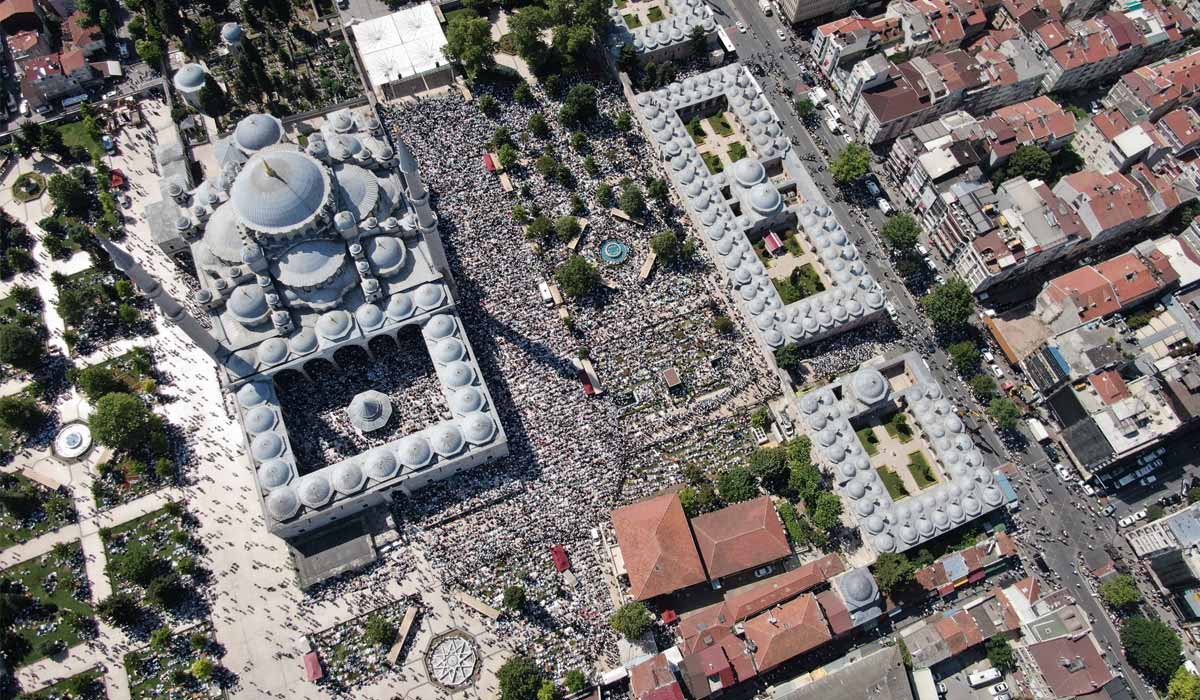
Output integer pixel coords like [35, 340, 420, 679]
[981, 96, 1077, 165]
[0, 0, 41, 34]
[771, 646, 914, 700]
[1104, 48, 1200, 123]
[1074, 108, 1137, 173]
[1053, 169, 1175, 245]
[630, 653, 685, 700]
[913, 532, 1019, 597]
[19, 50, 98, 109]
[1035, 249, 1180, 328]
[689, 496, 791, 582]
[743, 594, 832, 672]
[1023, 635, 1116, 699]
[781, 0, 878, 24]
[63, 10, 104, 57]
[811, 14, 904, 75]
[6, 29, 47, 61]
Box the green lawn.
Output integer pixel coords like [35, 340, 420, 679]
[647, 5, 665, 21]
[103, 505, 193, 593]
[774, 264, 824, 304]
[686, 117, 707, 145]
[125, 625, 217, 700]
[857, 427, 879, 456]
[20, 666, 104, 699]
[884, 414, 914, 443]
[0, 472, 76, 548]
[623, 12, 641, 28]
[59, 121, 104, 161]
[708, 113, 734, 137]
[728, 142, 748, 162]
[702, 152, 723, 174]
[878, 467, 909, 500]
[614, 0, 628, 7]
[2, 543, 94, 666]
[906, 451, 937, 489]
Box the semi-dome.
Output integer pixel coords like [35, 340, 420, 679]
[462, 412, 496, 444]
[227, 284, 270, 325]
[203, 205, 243, 264]
[265, 486, 300, 520]
[733, 158, 766, 187]
[748, 183, 782, 215]
[430, 424, 465, 456]
[332, 461, 365, 494]
[433, 337, 466, 364]
[397, 435, 433, 468]
[298, 473, 333, 507]
[333, 163, 380, 220]
[852, 367, 889, 404]
[257, 337, 289, 365]
[272, 239, 347, 289]
[364, 449, 398, 480]
[348, 390, 392, 432]
[234, 113, 283, 153]
[449, 386, 485, 414]
[173, 63, 206, 92]
[257, 459, 291, 489]
[231, 150, 329, 232]
[366, 235, 406, 276]
[251, 431, 285, 461]
[244, 405, 278, 433]
[237, 382, 270, 407]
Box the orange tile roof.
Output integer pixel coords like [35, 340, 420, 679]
[1095, 251, 1161, 307]
[1045, 265, 1120, 321]
[721, 553, 846, 622]
[690, 496, 791, 580]
[630, 654, 685, 700]
[678, 601, 735, 656]
[1091, 109, 1133, 140]
[1089, 370, 1132, 404]
[612, 492, 707, 600]
[7, 29, 40, 52]
[816, 588, 854, 635]
[1059, 171, 1151, 237]
[1028, 636, 1114, 698]
[743, 594, 832, 672]
[59, 48, 86, 74]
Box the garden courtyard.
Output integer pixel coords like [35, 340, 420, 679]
[616, 0, 672, 29]
[855, 410, 942, 501]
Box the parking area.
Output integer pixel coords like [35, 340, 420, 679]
[934, 657, 1013, 700]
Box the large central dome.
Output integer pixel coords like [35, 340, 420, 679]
[231, 150, 329, 232]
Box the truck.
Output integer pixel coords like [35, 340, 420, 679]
[1027, 418, 1050, 443]
[968, 669, 1002, 688]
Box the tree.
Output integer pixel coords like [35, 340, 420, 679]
[610, 601, 651, 641]
[528, 112, 550, 138]
[1121, 616, 1183, 686]
[1148, 504, 1166, 521]
[647, 178, 670, 204]
[89, 393, 164, 453]
[48, 172, 91, 218]
[948, 341, 980, 375]
[76, 365, 130, 401]
[619, 181, 645, 217]
[554, 256, 600, 298]
[96, 592, 140, 626]
[789, 462, 822, 508]
[444, 12, 497, 79]
[751, 406, 771, 430]
[565, 669, 587, 693]
[881, 213, 920, 252]
[795, 98, 815, 118]
[615, 111, 633, 133]
[535, 154, 558, 178]
[560, 84, 597, 127]
[0, 325, 42, 371]
[986, 637, 1016, 671]
[191, 657, 217, 680]
[988, 397, 1020, 430]
[650, 232, 692, 267]
[596, 183, 614, 206]
[970, 374, 997, 401]
[537, 681, 557, 700]
[811, 492, 844, 530]
[678, 483, 718, 517]
[478, 94, 499, 115]
[197, 74, 229, 116]
[996, 144, 1052, 184]
[872, 552, 914, 595]
[150, 625, 172, 651]
[921, 278, 974, 330]
[503, 585, 527, 611]
[122, 550, 166, 586]
[514, 82, 534, 104]
[554, 216, 581, 243]
[499, 655, 544, 700]
[830, 143, 871, 184]
[1168, 667, 1200, 700]
[364, 615, 396, 645]
[774, 343, 803, 371]
[1189, 487, 1200, 505]
[136, 39, 164, 67]
[716, 466, 757, 503]
[1099, 574, 1142, 609]
[0, 395, 43, 434]
[713, 315, 734, 334]
[689, 23, 707, 55]
[748, 446, 788, 492]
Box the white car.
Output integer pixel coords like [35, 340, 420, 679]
[877, 198, 892, 215]
[991, 364, 1004, 378]
[825, 117, 841, 134]
[777, 28, 787, 41]
[991, 683, 1009, 695]
[754, 565, 774, 578]
[1055, 463, 1073, 481]
[736, 21, 747, 32]
[1119, 514, 1135, 528]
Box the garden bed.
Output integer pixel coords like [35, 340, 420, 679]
[0, 472, 77, 548]
[884, 413, 913, 443]
[54, 267, 154, 355]
[20, 666, 105, 699]
[125, 624, 219, 700]
[103, 504, 204, 616]
[856, 427, 879, 456]
[773, 264, 823, 304]
[312, 599, 422, 692]
[906, 451, 937, 489]
[12, 171, 46, 202]
[1, 542, 94, 666]
[623, 13, 642, 28]
[877, 466, 909, 500]
[702, 152, 723, 174]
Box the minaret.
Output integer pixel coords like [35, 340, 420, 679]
[95, 236, 240, 370]
[395, 137, 454, 292]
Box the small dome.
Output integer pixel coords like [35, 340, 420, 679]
[257, 337, 289, 365]
[221, 22, 242, 43]
[414, 283, 445, 310]
[265, 487, 300, 520]
[449, 386, 485, 414]
[386, 293, 414, 320]
[251, 432, 285, 461]
[842, 570, 876, 604]
[289, 328, 318, 354]
[424, 314, 456, 339]
[899, 525, 918, 544]
[234, 113, 283, 153]
[433, 338, 466, 364]
[441, 361, 475, 388]
[866, 515, 885, 534]
[330, 109, 354, 132]
[733, 158, 766, 187]
[852, 368, 889, 404]
[430, 424, 465, 456]
[355, 303, 384, 330]
[874, 533, 896, 552]
[316, 310, 353, 340]
[332, 461, 365, 494]
[963, 496, 981, 516]
[461, 412, 496, 444]
[237, 382, 270, 407]
[298, 473, 333, 507]
[228, 285, 270, 324]
[244, 406, 278, 434]
[257, 459, 291, 489]
[366, 235, 406, 276]
[364, 449, 398, 480]
[348, 390, 392, 432]
[748, 183, 782, 215]
[397, 435, 433, 468]
[173, 63, 206, 92]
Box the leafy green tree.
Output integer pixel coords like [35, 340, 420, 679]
[678, 483, 718, 517]
[554, 256, 600, 298]
[514, 82, 534, 104]
[1099, 574, 1142, 609]
[47, 172, 91, 218]
[96, 592, 140, 626]
[559, 84, 597, 126]
[988, 397, 1021, 430]
[150, 625, 172, 651]
[89, 393, 163, 453]
[529, 112, 549, 138]
[647, 178, 670, 204]
[565, 669, 587, 693]
[970, 374, 997, 401]
[1167, 667, 1200, 700]
[499, 655, 544, 700]
[948, 341, 980, 375]
[795, 98, 815, 118]
[610, 601, 651, 641]
[554, 216, 581, 243]
[1148, 504, 1166, 521]
[136, 39, 164, 67]
[197, 74, 229, 116]
[986, 637, 1016, 671]
[0, 395, 43, 435]
[716, 466, 757, 503]
[497, 143, 519, 168]
[921, 278, 974, 330]
[1189, 487, 1200, 505]
[872, 552, 914, 595]
[478, 94, 499, 115]
[615, 111, 633, 133]
[830, 143, 871, 184]
[1121, 616, 1183, 686]
[881, 213, 920, 252]
[650, 232, 692, 267]
[191, 657, 217, 680]
[748, 446, 788, 492]
[811, 492, 844, 530]
[0, 325, 42, 371]
[503, 585, 527, 611]
[618, 180, 645, 217]
[789, 460, 821, 507]
[713, 315, 734, 334]
[364, 615, 397, 645]
[537, 680, 557, 700]
[444, 12, 497, 79]
[596, 183, 614, 206]
[76, 365, 129, 401]
[996, 144, 1052, 184]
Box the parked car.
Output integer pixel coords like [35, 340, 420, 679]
[736, 21, 747, 32]
[754, 565, 773, 578]
[916, 244, 929, 256]
[877, 198, 892, 215]
[776, 28, 787, 41]
[1101, 503, 1116, 517]
[991, 683, 1009, 695]
[991, 364, 1004, 379]
[1140, 475, 1158, 487]
[1055, 463, 1073, 481]
[865, 179, 881, 196]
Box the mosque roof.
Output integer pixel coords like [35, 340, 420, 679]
[234, 113, 284, 153]
[230, 150, 329, 232]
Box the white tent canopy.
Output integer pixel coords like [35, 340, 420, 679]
[351, 3, 449, 88]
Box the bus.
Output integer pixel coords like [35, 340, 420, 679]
[968, 668, 1001, 688]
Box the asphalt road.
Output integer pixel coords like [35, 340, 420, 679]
[708, 4, 1162, 697]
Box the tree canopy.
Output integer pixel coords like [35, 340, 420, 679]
[881, 213, 921, 252]
[444, 11, 497, 79]
[619, 180, 645, 217]
[88, 393, 163, 453]
[921, 278, 974, 330]
[830, 144, 871, 184]
[994, 144, 1052, 184]
[986, 637, 1016, 671]
[811, 492, 844, 531]
[0, 325, 42, 371]
[0, 395, 43, 435]
[611, 601, 652, 641]
[716, 466, 757, 503]
[947, 341, 980, 375]
[650, 232, 693, 267]
[872, 552, 914, 594]
[48, 172, 92, 218]
[1121, 616, 1182, 686]
[1168, 667, 1200, 700]
[1099, 574, 1141, 610]
[503, 585, 527, 611]
[988, 397, 1021, 430]
[554, 256, 600, 298]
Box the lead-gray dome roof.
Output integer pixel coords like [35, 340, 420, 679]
[333, 163, 380, 221]
[173, 63, 206, 92]
[749, 183, 782, 215]
[366, 235, 406, 276]
[853, 368, 889, 404]
[234, 113, 283, 153]
[364, 449, 398, 480]
[430, 424, 465, 456]
[238, 382, 269, 407]
[231, 150, 329, 232]
[227, 284, 269, 325]
[841, 569, 877, 605]
[298, 473, 332, 507]
[272, 240, 347, 289]
[332, 461, 365, 494]
[462, 412, 496, 444]
[449, 386, 485, 413]
[251, 432, 285, 460]
[733, 158, 766, 187]
[266, 486, 300, 520]
[257, 459, 291, 489]
[348, 390, 392, 432]
[398, 435, 433, 468]
[221, 22, 242, 43]
[244, 405, 278, 433]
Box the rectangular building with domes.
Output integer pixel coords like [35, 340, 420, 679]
[122, 106, 508, 551]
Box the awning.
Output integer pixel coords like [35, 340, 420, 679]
[304, 651, 323, 681]
[552, 544, 570, 572]
[968, 570, 986, 584]
[110, 169, 126, 188]
[765, 232, 784, 253]
[483, 153, 496, 172]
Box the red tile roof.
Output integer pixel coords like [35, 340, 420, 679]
[1045, 266, 1120, 321]
[690, 496, 791, 580]
[1091, 109, 1133, 140]
[934, 609, 985, 656]
[612, 492, 707, 601]
[1089, 370, 1132, 405]
[678, 602, 735, 656]
[1095, 252, 1161, 308]
[631, 654, 684, 700]
[1058, 171, 1151, 237]
[1028, 636, 1114, 698]
[65, 10, 102, 47]
[0, 0, 36, 21]
[21, 53, 61, 84]
[743, 594, 832, 672]
[721, 553, 846, 621]
[7, 29, 40, 53]
[1156, 107, 1200, 152]
[59, 48, 86, 74]
[816, 588, 854, 635]
[984, 96, 1076, 161]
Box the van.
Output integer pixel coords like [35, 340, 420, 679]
[968, 668, 1002, 688]
[538, 282, 553, 307]
[877, 198, 892, 215]
[117, 41, 129, 59]
[825, 117, 841, 134]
